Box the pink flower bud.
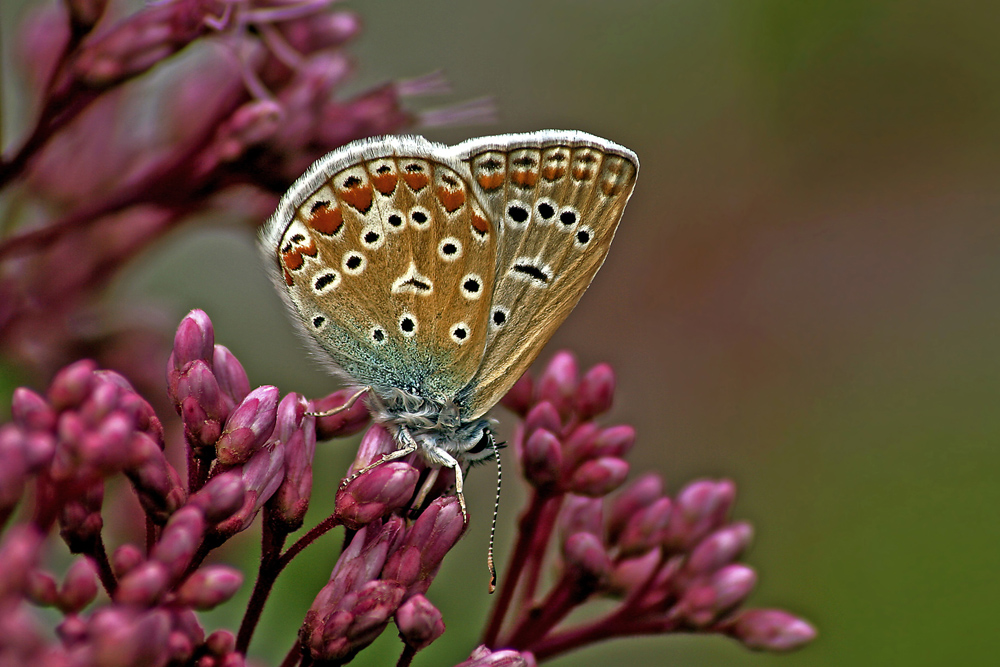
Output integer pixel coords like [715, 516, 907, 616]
[382, 497, 466, 596]
[117, 391, 164, 447]
[680, 564, 757, 627]
[575, 363, 615, 419]
[0, 427, 29, 511]
[115, 561, 170, 606]
[278, 11, 361, 53]
[79, 378, 120, 425]
[111, 544, 144, 578]
[214, 444, 285, 535]
[617, 497, 672, 556]
[685, 522, 753, 576]
[176, 360, 228, 444]
[89, 608, 171, 667]
[213, 100, 283, 162]
[171, 310, 215, 372]
[608, 549, 662, 595]
[152, 507, 205, 578]
[58, 483, 104, 551]
[666, 479, 736, 551]
[336, 462, 419, 529]
[11, 387, 56, 431]
[189, 472, 246, 524]
[558, 495, 604, 539]
[537, 351, 578, 416]
[273, 393, 307, 444]
[271, 398, 317, 530]
[568, 457, 629, 497]
[125, 433, 186, 522]
[563, 532, 612, 580]
[175, 565, 243, 610]
[57, 556, 99, 614]
[349, 425, 397, 474]
[24, 431, 56, 471]
[213, 345, 250, 407]
[522, 401, 562, 440]
[395, 594, 445, 650]
[313, 389, 371, 440]
[725, 609, 817, 651]
[216, 386, 279, 465]
[500, 373, 534, 416]
[613, 476, 668, 526]
[590, 425, 635, 459]
[27, 569, 59, 606]
[49, 359, 98, 411]
[457, 646, 531, 667]
[522, 428, 562, 487]
[205, 629, 236, 655]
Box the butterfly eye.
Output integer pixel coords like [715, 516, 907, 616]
[467, 429, 493, 455]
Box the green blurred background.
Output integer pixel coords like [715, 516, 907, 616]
[7, 1, 1000, 665]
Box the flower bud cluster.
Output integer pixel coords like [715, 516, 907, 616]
[0, 310, 377, 665]
[301, 496, 467, 662]
[484, 352, 816, 659]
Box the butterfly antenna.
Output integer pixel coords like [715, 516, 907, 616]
[487, 438, 502, 593]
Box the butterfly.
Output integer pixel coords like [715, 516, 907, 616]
[261, 130, 638, 521]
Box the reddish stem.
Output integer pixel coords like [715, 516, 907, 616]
[505, 570, 595, 649]
[396, 644, 417, 667]
[482, 490, 550, 647]
[280, 642, 302, 667]
[529, 612, 683, 661]
[89, 534, 118, 595]
[235, 511, 343, 653]
[519, 492, 562, 606]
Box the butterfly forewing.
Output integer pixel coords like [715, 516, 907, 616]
[458, 133, 638, 418]
[267, 140, 497, 402]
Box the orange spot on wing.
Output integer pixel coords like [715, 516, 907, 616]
[601, 178, 622, 196]
[477, 172, 505, 190]
[309, 204, 343, 235]
[511, 170, 538, 188]
[402, 172, 430, 191]
[371, 172, 398, 195]
[572, 167, 595, 181]
[542, 165, 566, 180]
[471, 212, 490, 235]
[280, 239, 317, 275]
[283, 267, 294, 285]
[340, 184, 374, 213]
[437, 187, 466, 213]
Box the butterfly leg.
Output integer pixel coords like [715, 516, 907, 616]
[419, 443, 468, 525]
[339, 438, 417, 489]
[307, 385, 371, 418]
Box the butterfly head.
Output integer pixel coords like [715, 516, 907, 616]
[367, 386, 497, 465]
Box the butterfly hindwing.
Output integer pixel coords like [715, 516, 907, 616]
[457, 131, 638, 418]
[263, 137, 498, 402]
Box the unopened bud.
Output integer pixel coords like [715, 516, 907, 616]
[395, 594, 445, 650]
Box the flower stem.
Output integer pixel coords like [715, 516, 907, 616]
[482, 490, 550, 647]
[396, 644, 417, 667]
